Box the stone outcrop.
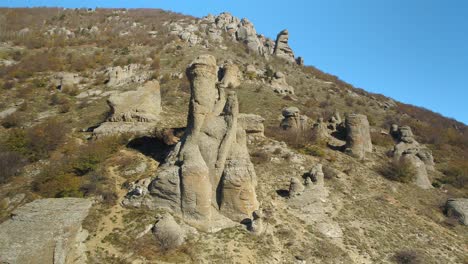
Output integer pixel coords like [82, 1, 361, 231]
[105, 64, 150, 87]
[219, 60, 241, 88]
[93, 81, 161, 137]
[54, 72, 81, 90]
[344, 114, 372, 159]
[304, 164, 325, 188]
[148, 55, 259, 231]
[270, 71, 294, 95]
[289, 177, 305, 197]
[0, 198, 92, 264]
[312, 118, 330, 140]
[274, 29, 295, 63]
[238, 113, 265, 136]
[445, 198, 468, 225]
[390, 125, 434, 189]
[280, 107, 308, 131]
[152, 214, 186, 248]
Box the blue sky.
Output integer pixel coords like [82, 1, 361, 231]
[2, 0, 468, 124]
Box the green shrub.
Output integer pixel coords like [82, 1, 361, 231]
[393, 250, 423, 264]
[379, 160, 416, 183]
[298, 145, 325, 157]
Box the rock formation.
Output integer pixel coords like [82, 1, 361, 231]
[312, 117, 330, 140]
[270, 71, 295, 95]
[280, 107, 308, 131]
[305, 164, 325, 188]
[344, 114, 372, 159]
[219, 60, 241, 88]
[93, 80, 161, 137]
[54, 72, 81, 90]
[148, 55, 259, 231]
[0, 198, 92, 264]
[390, 125, 434, 189]
[445, 198, 468, 225]
[274, 29, 295, 63]
[289, 177, 305, 197]
[152, 214, 186, 248]
[238, 113, 265, 136]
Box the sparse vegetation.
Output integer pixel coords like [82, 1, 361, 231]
[379, 160, 416, 183]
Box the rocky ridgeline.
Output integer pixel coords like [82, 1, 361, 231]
[168, 12, 299, 64]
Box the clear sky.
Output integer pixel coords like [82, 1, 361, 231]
[2, 0, 468, 124]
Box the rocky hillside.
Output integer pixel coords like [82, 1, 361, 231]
[0, 8, 467, 264]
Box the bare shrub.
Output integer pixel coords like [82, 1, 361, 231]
[0, 149, 27, 183]
[379, 160, 416, 183]
[393, 250, 422, 264]
[371, 131, 394, 147]
[1, 112, 25, 128]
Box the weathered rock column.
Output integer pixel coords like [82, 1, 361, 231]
[345, 114, 372, 159]
[179, 55, 219, 221]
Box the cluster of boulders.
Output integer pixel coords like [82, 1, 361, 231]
[389, 125, 434, 189]
[124, 55, 260, 231]
[168, 13, 300, 64]
[0, 198, 92, 264]
[93, 80, 161, 137]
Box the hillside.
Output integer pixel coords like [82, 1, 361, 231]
[0, 8, 467, 264]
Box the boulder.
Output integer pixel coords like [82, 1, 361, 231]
[289, 177, 305, 197]
[54, 72, 81, 90]
[0, 198, 92, 264]
[274, 30, 295, 63]
[219, 61, 241, 88]
[305, 164, 325, 188]
[280, 107, 308, 131]
[148, 55, 259, 230]
[152, 214, 186, 249]
[344, 114, 372, 159]
[238, 113, 265, 136]
[270, 71, 294, 95]
[93, 81, 161, 137]
[445, 198, 468, 225]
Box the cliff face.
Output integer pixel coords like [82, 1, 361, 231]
[0, 8, 466, 264]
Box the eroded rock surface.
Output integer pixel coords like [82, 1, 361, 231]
[0, 198, 92, 264]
